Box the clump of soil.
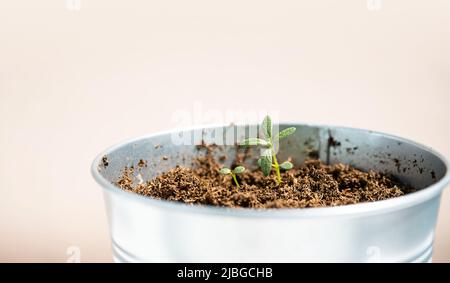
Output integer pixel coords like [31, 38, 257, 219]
[116, 148, 413, 209]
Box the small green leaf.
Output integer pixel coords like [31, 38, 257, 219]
[257, 158, 262, 167]
[276, 127, 296, 140]
[239, 138, 269, 146]
[219, 168, 231, 175]
[233, 166, 245, 174]
[259, 149, 272, 176]
[262, 115, 272, 139]
[260, 155, 272, 176]
[279, 161, 293, 170]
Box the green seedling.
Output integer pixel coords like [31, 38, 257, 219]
[219, 165, 246, 189]
[240, 115, 295, 184]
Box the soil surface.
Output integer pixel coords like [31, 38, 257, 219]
[116, 146, 413, 209]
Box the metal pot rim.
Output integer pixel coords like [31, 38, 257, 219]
[91, 122, 450, 219]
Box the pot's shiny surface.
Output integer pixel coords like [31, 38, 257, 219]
[92, 124, 450, 262]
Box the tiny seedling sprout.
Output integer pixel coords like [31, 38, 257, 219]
[219, 165, 245, 189]
[240, 115, 296, 185]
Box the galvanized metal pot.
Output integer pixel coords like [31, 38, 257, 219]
[91, 124, 450, 262]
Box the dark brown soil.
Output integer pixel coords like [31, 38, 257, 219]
[116, 148, 413, 209]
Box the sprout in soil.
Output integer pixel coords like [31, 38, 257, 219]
[240, 115, 295, 185]
[219, 166, 246, 189]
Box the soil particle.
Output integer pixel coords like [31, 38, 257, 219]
[101, 156, 109, 168]
[431, 171, 436, 179]
[345, 146, 358, 155]
[393, 158, 401, 172]
[328, 136, 341, 147]
[117, 151, 413, 209]
[117, 167, 134, 191]
[138, 159, 147, 168]
[326, 134, 341, 164]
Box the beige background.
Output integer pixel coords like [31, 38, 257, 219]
[1, 0, 449, 262]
